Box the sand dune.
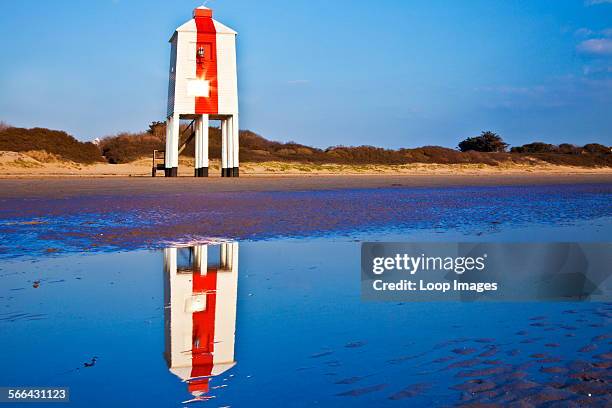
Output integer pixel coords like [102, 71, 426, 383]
[1, 151, 611, 178]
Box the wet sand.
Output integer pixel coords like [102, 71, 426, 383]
[0, 173, 611, 199]
[1, 179, 610, 258]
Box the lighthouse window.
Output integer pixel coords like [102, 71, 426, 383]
[197, 43, 213, 61]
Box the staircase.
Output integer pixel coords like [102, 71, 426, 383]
[151, 119, 196, 177]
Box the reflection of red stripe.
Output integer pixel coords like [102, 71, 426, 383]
[189, 266, 217, 394]
[194, 12, 218, 114]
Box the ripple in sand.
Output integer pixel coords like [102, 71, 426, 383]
[592, 333, 611, 342]
[335, 384, 387, 397]
[498, 379, 539, 392]
[566, 377, 610, 397]
[592, 361, 612, 369]
[344, 341, 366, 349]
[433, 338, 470, 350]
[593, 352, 612, 360]
[566, 360, 592, 371]
[387, 351, 428, 364]
[451, 347, 477, 355]
[334, 376, 364, 385]
[388, 383, 432, 400]
[578, 344, 597, 353]
[478, 346, 498, 357]
[452, 378, 496, 393]
[537, 357, 561, 363]
[540, 366, 568, 374]
[431, 356, 455, 364]
[523, 387, 574, 404]
[0, 312, 47, 322]
[455, 366, 510, 378]
[310, 350, 333, 358]
[446, 358, 482, 369]
[520, 338, 536, 344]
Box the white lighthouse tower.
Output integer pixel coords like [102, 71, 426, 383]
[163, 6, 239, 177]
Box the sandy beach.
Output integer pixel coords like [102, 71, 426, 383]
[1, 151, 611, 199]
[0, 171, 610, 199]
[1, 151, 611, 177]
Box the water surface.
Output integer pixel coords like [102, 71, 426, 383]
[0, 184, 611, 406]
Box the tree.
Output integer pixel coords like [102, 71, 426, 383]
[147, 121, 166, 138]
[558, 143, 581, 155]
[458, 131, 508, 152]
[583, 143, 610, 155]
[510, 142, 557, 154]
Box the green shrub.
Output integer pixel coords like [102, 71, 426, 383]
[511, 142, 558, 153]
[2, 121, 610, 168]
[458, 131, 508, 152]
[558, 143, 582, 155]
[583, 143, 610, 155]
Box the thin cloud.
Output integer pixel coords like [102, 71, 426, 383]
[583, 65, 612, 75]
[577, 38, 612, 55]
[287, 79, 310, 85]
[575, 28, 612, 38]
[575, 28, 594, 37]
[477, 76, 612, 111]
[477, 85, 546, 96]
[585, 0, 612, 5]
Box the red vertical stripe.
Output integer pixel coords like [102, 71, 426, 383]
[194, 14, 218, 114]
[188, 266, 218, 393]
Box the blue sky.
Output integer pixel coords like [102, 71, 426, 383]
[0, 0, 610, 148]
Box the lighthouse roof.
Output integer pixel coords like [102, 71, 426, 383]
[170, 8, 237, 41]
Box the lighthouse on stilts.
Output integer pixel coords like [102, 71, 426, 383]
[159, 6, 239, 177]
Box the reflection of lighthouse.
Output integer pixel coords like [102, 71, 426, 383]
[163, 243, 239, 400]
